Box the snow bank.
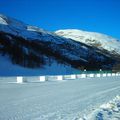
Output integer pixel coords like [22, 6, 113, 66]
[80, 95, 120, 120]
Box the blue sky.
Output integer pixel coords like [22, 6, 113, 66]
[0, 0, 120, 39]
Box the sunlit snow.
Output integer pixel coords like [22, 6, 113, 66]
[0, 76, 120, 120]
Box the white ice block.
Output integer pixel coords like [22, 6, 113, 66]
[112, 73, 116, 76]
[57, 76, 63, 80]
[89, 74, 94, 78]
[107, 73, 111, 77]
[103, 74, 107, 77]
[81, 74, 86, 78]
[39, 76, 46, 82]
[70, 75, 76, 79]
[96, 74, 101, 77]
[17, 76, 23, 83]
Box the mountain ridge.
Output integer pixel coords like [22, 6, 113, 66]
[0, 14, 119, 75]
[55, 29, 120, 55]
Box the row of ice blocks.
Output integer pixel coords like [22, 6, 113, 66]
[16, 73, 120, 83]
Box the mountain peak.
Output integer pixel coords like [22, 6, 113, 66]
[0, 14, 26, 27]
[0, 14, 8, 25]
[55, 29, 120, 54]
[0, 14, 52, 40]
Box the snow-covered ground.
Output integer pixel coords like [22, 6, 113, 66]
[0, 55, 78, 76]
[0, 76, 120, 120]
[82, 95, 120, 120]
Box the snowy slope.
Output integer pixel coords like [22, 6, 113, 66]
[0, 14, 119, 74]
[0, 14, 61, 42]
[0, 77, 120, 120]
[0, 14, 71, 44]
[0, 55, 78, 76]
[0, 14, 88, 74]
[55, 29, 120, 55]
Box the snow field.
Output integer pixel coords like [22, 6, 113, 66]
[0, 76, 120, 120]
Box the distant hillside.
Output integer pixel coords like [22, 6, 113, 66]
[0, 14, 120, 75]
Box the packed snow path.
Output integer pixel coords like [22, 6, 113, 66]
[0, 76, 120, 120]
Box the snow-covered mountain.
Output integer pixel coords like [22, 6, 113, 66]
[0, 14, 119, 75]
[55, 29, 120, 55]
